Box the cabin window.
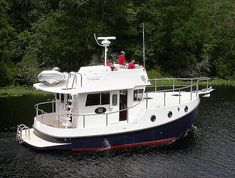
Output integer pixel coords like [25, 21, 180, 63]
[112, 94, 117, 106]
[56, 93, 60, 100]
[62, 94, 65, 103]
[86, 93, 110, 106]
[101, 93, 110, 105]
[56, 93, 65, 103]
[133, 89, 144, 101]
[86, 94, 100, 106]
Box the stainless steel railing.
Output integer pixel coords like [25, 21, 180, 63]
[34, 77, 211, 129]
[65, 72, 83, 89]
[16, 124, 30, 144]
[148, 77, 210, 106]
[34, 95, 145, 129]
[149, 77, 210, 92]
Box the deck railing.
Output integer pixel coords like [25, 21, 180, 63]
[34, 77, 211, 129]
[34, 96, 145, 129]
[147, 77, 210, 106]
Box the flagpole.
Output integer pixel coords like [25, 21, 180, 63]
[143, 23, 146, 68]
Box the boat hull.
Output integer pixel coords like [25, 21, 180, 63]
[26, 107, 198, 151]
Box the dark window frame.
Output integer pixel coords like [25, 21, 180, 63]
[133, 89, 144, 101]
[86, 92, 110, 106]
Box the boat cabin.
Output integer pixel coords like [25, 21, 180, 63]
[34, 65, 150, 129]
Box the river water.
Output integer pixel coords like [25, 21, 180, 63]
[0, 87, 234, 177]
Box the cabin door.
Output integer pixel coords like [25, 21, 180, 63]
[109, 91, 119, 124]
[119, 90, 128, 121]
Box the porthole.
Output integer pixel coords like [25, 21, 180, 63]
[184, 106, 188, 112]
[178, 107, 180, 111]
[151, 115, 156, 122]
[168, 111, 173, 118]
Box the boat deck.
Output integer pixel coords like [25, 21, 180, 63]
[21, 129, 69, 148]
[34, 91, 199, 130]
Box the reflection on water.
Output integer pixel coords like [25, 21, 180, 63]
[0, 87, 235, 177]
[0, 95, 52, 131]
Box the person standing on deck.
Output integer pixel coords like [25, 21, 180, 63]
[118, 51, 126, 67]
[128, 59, 136, 69]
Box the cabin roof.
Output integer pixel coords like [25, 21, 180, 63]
[33, 65, 150, 94]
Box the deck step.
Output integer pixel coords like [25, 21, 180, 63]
[21, 128, 70, 148]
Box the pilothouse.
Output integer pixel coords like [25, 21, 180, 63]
[16, 35, 213, 151]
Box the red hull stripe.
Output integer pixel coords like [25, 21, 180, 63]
[72, 137, 177, 152]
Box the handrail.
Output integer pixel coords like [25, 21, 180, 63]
[64, 72, 83, 89]
[34, 77, 211, 129]
[34, 100, 57, 124]
[35, 94, 145, 118]
[149, 77, 209, 81]
[76, 72, 83, 87]
[148, 77, 210, 93]
[55, 96, 145, 128]
[34, 100, 56, 107]
[34, 100, 57, 114]
[150, 83, 197, 93]
[34, 94, 146, 128]
[71, 73, 77, 88]
[66, 73, 74, 89]
[147, 77, 211, 107]
[16, 124, 30, 144]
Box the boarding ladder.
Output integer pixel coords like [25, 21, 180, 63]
[16, 124, 30, 144]
[63, 95, 73, 127]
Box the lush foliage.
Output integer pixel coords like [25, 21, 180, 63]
[0, 86, 52, 97]
[0, 0, 234, 86]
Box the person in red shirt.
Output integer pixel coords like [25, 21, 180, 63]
[128, 59, 136, 69]
[118, 51, 126, 66]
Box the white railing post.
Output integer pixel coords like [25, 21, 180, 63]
[190, 79, 192, 100]
[154, 80, 157, 92]
[196, 79, 199, 97]
[66, 73, 71, 89]
[20, 130, 22, 142]
[76, 73, 83, 88]
[36, 105, 38, 117]
[52, 101, 54, 113]
[146, 92, 148, 109]
[83, 115, 85, 128]
[179, 89, 181, 104]
[173, 80, 175, 92]
[164, 91, 166, 106]
[42, 112, 44, 124]
[58, 115, 60, 128]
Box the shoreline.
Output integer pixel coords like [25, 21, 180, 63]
[0, 86, 52, 97]
[0, 79, 234, 97]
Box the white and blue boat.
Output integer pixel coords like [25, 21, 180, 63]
[16, 36, 213, 151]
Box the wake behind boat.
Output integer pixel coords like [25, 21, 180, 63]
[16, 35, 213, 151]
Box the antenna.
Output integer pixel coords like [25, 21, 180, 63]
[94, 34, 116, 66]
[143, 23, 146, 68]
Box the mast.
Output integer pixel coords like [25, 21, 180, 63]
[143, 23, 146, 68]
